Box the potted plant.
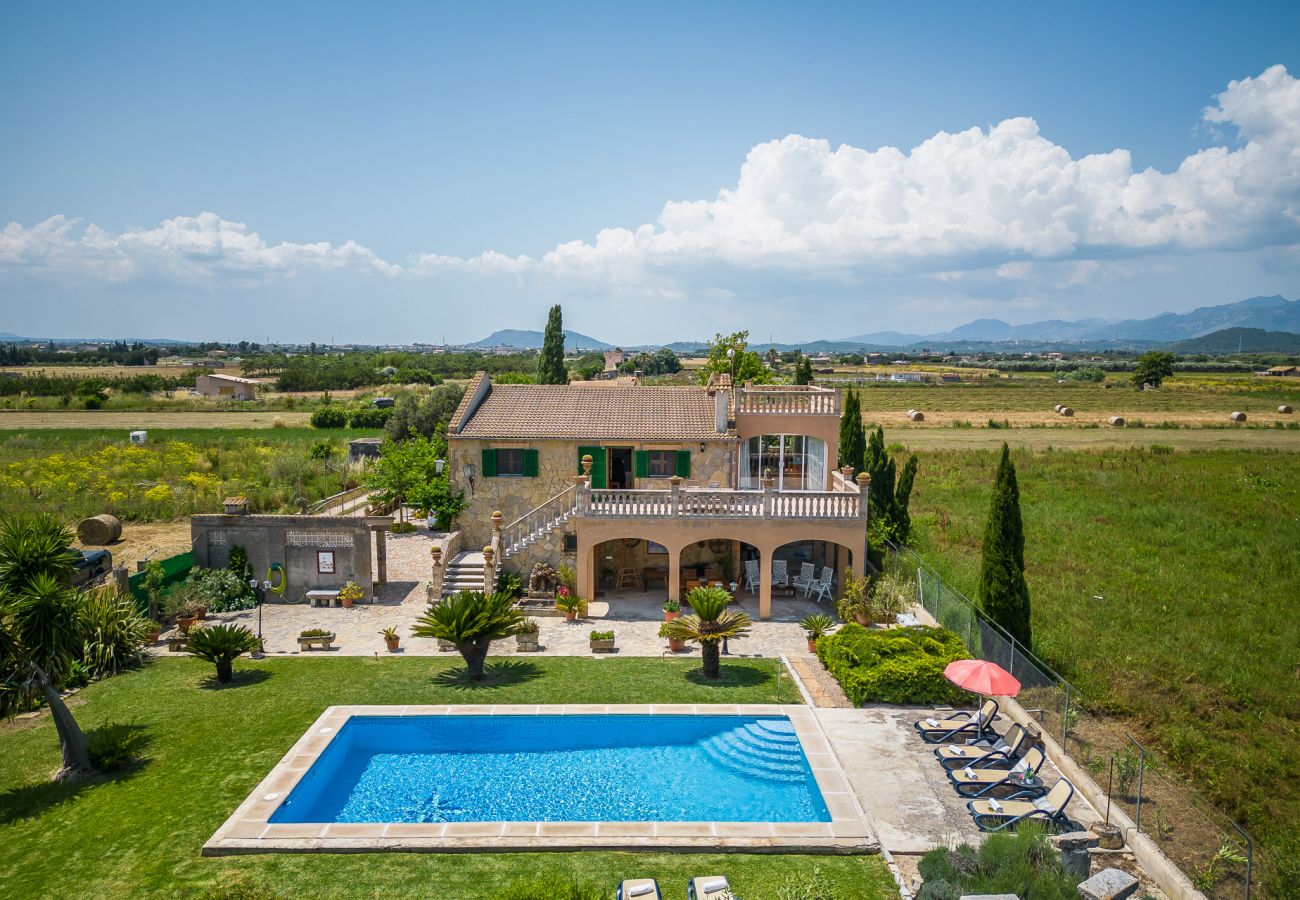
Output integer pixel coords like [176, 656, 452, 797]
[297, 628, 337, 651]
[658, 622, 686, 652]
[380, 626, 401, 652]
[175, 600, 204, 634]
[144, 620, 162, 644]
[870, 572, 912, 625]
[338, 581, 364, 609]
[589, 629, 616, 653]
[515, 618, 540, 652]
[836, 569, 875, 626]
[800, 614, 836, 652]
[663, 599, 681, 622]
[555, 593, 586, 622]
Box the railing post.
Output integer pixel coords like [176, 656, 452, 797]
[761, 471, 775, 517]
[669, 475, 681, 516]
[856, 472, 871, 520]
[1134, 739, 1146, 832]
[1061, 687, 1071, 746]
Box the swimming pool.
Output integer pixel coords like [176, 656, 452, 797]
[204, 705, 875, 855]
[270, 714, 831, 824]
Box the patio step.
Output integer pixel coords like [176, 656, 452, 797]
[698, 721, 810, 783]
[442, 552, 488, 598]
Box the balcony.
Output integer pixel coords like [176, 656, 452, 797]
[734, 384, 839, 416]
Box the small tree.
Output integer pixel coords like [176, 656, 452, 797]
[363, 435, 446, 524]
[537, 304, 569, 385]
[697, 331, 771, 385]
[863, 426, 897, 530]
[185, 623, 260, 684]
[662, 586, 752, 679]
[838, 389, 865, 473]
[1131, 351, 1176, 389]
[412, 590, 524, 680]
[793, 354, 814, 385]
[976, 444, 1032, 648]
[894, 455, 919, 541]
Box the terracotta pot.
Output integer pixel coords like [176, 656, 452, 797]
[194, 606, 208, 620]
[807, 638, 818, 652]
[564, 610, 577, 621]
[176, 615, 197, 634]
[664, 610, 680, 622]
[668, 637, 686, 652]
[341, 597, 354, 608]
[384, 638, 399, 652]
[853, 612, 871, 626]
[145, 628, 161, 644]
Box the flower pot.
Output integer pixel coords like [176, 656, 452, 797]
[853, 612, 871, 627]
[564, 610, 577, 621]
[385, 638, 400, 652]
[194, 606, 208, 620]
[145, 627, 161, 644]
[176, 615, 197, 634]
[807, 638, 818, 652]
[437, 638, 455, 652]
[516, 638, 540, 652]
[668, 637, 686, 652]
[664, 610, 680, 622]
[589, 639, 616, 653]
[341, 596, 354, 608]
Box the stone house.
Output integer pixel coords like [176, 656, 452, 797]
[445, 372, 868, 618]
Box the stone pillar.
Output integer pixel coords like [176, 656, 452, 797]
[669, 475, 682, 516]
[668, 542, 682, 603]
[482, 545, 495, 594]
[374, 526, 388, 585]
[761, 470, 776, 518]
[576, 538, 596, 601]
[856, 472, 871, 519]
[758, 545, 773, 620]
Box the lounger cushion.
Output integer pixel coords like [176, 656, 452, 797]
[694, 876, 730, 896]
[623, 881, 658, 897]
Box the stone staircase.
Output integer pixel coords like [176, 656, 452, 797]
[501, 484, 578, 558]
[441, 551, 487, 599]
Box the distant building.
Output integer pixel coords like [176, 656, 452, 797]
[195, 373, 259, 400]
[1046, 352, 1064, 360]
[890, 372, 923, 383]
[603, 350, 626, 373]
[1260, 365, 1299, 377]
[941, 373, 961, 382]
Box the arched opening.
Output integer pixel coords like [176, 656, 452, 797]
[764, 539, 855, 614]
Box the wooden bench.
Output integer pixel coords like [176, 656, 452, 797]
[297, 634, 336, 651]
[307, 590, 341, 608]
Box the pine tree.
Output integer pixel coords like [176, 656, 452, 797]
[894, 455, 918, 541]
[837, 389, 865, 473]
[537, 305, 569, 385]
[976, 443, 1032, 647]
[794, 354, 814, 385]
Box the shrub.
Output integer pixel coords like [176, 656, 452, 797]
[310, 406, 348, 429]
[78, 588, 150, 677]
[347, 406, 393, 429]
[86, 722, 149, 771]
[589, 630, 614, 641]
[917, 822, 1077, 900]
[816, 623, 969, 705]
[496, 570, 524, 599]
[189, 567, 257, 613]
[491, 875, 601, 900]
[308, 440, 336, 460]
[299, 628, 333, 638]
[184, 624, 261, 683]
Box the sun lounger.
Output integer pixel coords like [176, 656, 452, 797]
[688, 875, 734, 899]
[915, 699, 999, 743]
[949, 747, 1046, 797]
[618, 879, 662, 899]
[967, 778, 1074, 832]
[935, 723, 1027, 769]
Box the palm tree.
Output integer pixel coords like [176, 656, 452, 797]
[663, 586, 753, 679]
[0, 514, 94, 779]
[412, 590, 524, 681]
[184, 624, 261, 684]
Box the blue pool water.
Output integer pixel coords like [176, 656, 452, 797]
[270, 715, 830, 824]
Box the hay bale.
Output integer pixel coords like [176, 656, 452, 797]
[906, 409, 925, 422]
[1279, 405, 1294, 414]
[1230, 411, 1247, 422]
[1108, 416, 1126, 427]
[1053, 404, 1064, 413]
[1059, 406, 1074, 417]
[77, 514, 122, 545]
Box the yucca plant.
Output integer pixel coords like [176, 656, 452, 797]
[79, 587, 150, 677]
[184, 623, 261, 683]
[663, 586, 752, 679]
[412, 590, 524, 680]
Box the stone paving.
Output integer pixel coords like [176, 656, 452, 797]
[159, 529, 835, 659]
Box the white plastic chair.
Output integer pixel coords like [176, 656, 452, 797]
[792, 563, 816, 596]
[809, 567, 834, 603]
[743, 559, 760, 595]
[771, 559, 789, 587]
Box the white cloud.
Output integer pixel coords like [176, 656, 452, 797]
[2, 66, 1297, 298]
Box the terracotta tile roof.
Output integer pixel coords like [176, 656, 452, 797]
[452, 377, 733, 441]
[448, 372, 486, 433]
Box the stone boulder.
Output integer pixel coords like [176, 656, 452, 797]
[1077, 868, 1138, 900]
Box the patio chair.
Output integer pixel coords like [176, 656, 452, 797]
[807, 566, 834, 603]
[771, 559, 789, 587]
[618, 879, 662, 899]
[967, 778, 1075, 832]
[935, 722, 1028, 769]
[743, 559, 760, 595]
[791, 562, 816, 595]
[949, 747, 1047, 797]
[687, 875, 734, 899]
[914, 699, 999, 743]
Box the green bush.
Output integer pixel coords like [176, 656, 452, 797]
[310, 406, 347, 429]
[189, 567, 258, 613]
[78, 588, 150, 677]
[815, 623, 969, 705]
[917, 822, 1077, 900]
[347, 406, 393, 428]
[491, 875, 601, 900]
[86, 722, 148, 771]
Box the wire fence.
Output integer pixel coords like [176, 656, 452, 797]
[885, 542, 1268, 899]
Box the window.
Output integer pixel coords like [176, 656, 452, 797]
[495, 449, 524, 475]
[482, 448, 538, 477]
[738, 435, 827, 490]
[563, 533, 577, 552]
[647, 450, 675, 478]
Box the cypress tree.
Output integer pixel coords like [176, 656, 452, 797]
[894, 454, 918, 541]
[537, 305, 569, 385]
[794, 354, 814, 385]
[976, 443, 1032, 648]
[838, 389, 865, 473]
[863, 426, 896, 529]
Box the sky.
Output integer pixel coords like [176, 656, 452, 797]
[2, 1, 1299, 345]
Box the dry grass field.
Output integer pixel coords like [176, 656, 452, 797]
[0, 410, 313, 429]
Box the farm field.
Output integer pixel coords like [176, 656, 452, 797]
[881, 425, 1300, 451]
[0, 428, 372, 523]
[0, 657, 895, 900]
[0, 410, 314, 428]
[903, 446, 1300, 868]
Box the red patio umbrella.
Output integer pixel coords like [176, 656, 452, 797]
[944, 659, 1022, 697]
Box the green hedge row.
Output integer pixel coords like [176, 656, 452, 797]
[815, 623, 971, 706]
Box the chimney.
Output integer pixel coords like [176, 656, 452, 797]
[715, 388, 728, 433]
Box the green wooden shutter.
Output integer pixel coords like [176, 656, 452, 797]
[577, 446, 607, 489]
[634, 450, 649, 478]
[676, 449, 692, 478]
[522, 449, 539, 477]
[481, 448, 497, 477]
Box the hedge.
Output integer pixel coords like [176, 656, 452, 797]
[815, 623, 970, 706]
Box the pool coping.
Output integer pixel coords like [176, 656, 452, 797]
[203, 704, 880, 856]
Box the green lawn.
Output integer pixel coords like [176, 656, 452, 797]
[0, 657, 895, 900]
[905, 447, 1300, 864]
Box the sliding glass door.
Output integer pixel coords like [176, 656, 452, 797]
[738, 435, 827, 491]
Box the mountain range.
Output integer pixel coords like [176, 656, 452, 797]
[469, 329, 611, 350]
